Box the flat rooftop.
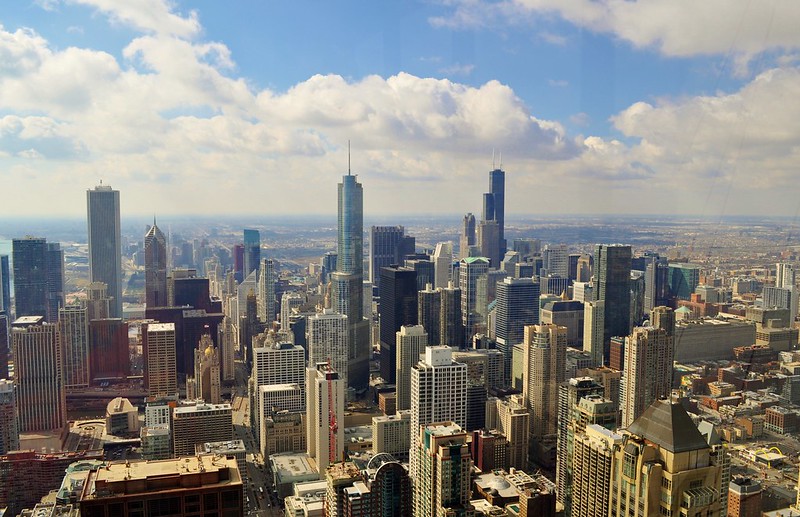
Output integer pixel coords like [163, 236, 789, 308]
[81, 455, 240, 499]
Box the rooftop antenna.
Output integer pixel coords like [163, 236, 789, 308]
[499, 151, 503, 169]
[348, 140, 351, 175]
[492, 148, 496, 170]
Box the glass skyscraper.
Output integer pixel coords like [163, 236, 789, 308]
[87, 184, 122, 318]
[243, 228, 260, 278]
[331, 170, 369, 389]
[12, 237, 48, 319]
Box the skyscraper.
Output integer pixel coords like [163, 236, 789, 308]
[331, 170, 370, 390]
[0, 379, 19, 454]
[143, 322, 177, 398]
[12, 237, 48, 319]
[583, 300, 605, 367]
[378, 266, 418, 382]
[144, 220, 168, 308]
[308, 308, 349, 388]
[459, 257, 490, 343]
[87, 184, 123, 318]
[594, 244, 631, 364]
[643, 253, 669, 313]
[523, 324, 567, 439]
[45, 242, 64, 322]
[496, 277, 540, 383]
[306, 363, 345, 474]
[431, 241, 453, 289]
[11, 316, 66, 432]
[258, 257, 276, 324]
[243, 229, 260, 279]
[369, 225, 414, 286]
[410, 346, 467, 479]
[556, 378, 617, 514]
[609, 400, 724, 516]
[0, 255, 10, 316]
[395, 325, 428, 411]
[620, 326, 674, 427]
[459, 213, 476, 259]
[58, 304, 90, 390]
[412, 422, 475, 517]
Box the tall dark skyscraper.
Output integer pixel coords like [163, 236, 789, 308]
[331, 168, 370, 389]
[459, 213, 476, 259]
[488, 168, 506, 254]
[378, 266, 418, 383]
[594, 244, 632, 364]
[45, 242, 64, 323]
[12, 237, 48, 319]
[243, 229, 260, 278]
[145, 220, 168, 308]
[369, 225, 415, 287]
[0, 255, 10, 316]
[87, 184, 122, 318]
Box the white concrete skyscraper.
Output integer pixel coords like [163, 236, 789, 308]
[431, 241, 453, 289]
[306, 363, 345, 474]
[307, 308, 349, 388]
[87, 184, 122, 318]
[409, 346, 467, 480]
[144, 323, 177, 398]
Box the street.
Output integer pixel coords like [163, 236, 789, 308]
[232, 360, 284, 517]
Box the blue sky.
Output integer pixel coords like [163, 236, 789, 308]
[1, 1, 799, 219]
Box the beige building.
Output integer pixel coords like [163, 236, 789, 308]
[571, 424, 623, 517]
[609, 400, 724, 516]
[144, 322, 177, 398]
[495, 394, 530, 471]
[187, 334, 221, 404]
[523, 324, 567, 438]
[395, 325, 428, 411]
[77, 455, 242, 516]
[372, 410, 411, 459]
[621, 326, 674, 427]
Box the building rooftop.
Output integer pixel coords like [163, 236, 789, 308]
[12, 316, 45, 327]
[173, 401, 231, 415]
[627, 399, 710, 453]
[199, 440, 246, 454]
[146, 322, 175, 332]
[80, 455, 240, 500]
[271, 452, 318, 480]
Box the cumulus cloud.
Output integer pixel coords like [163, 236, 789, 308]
[432, 0, 800, 63]
[69, 0, 200, 38]
[4, 0, 799, 218]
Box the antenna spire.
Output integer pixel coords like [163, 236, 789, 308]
[499, 151, 502, 169]
[348, 140, 351, 175]
[492, 148, 495, 170]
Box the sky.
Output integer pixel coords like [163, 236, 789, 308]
[1, 0, 800, 219]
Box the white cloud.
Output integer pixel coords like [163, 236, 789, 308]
[432, 0, 800, 63]
[438, 63, 476, 76]
[4, 0, 800, 218]
[69, 0, 200, 38]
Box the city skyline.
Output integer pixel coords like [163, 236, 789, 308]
[1, 1, 799, 219]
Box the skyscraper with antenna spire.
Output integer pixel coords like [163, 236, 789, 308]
[330, 143, 370, 390]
